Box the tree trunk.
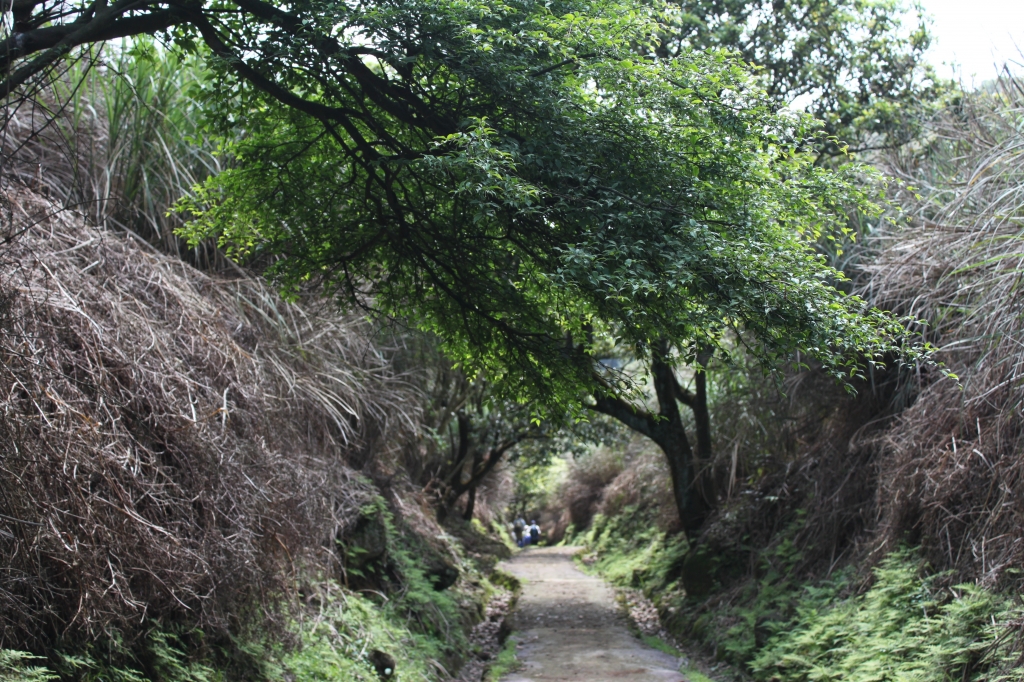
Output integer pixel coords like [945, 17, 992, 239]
[590, 342, 711, 536]
[463, 486, 477, 521]
[462, 447, 484, 520]
[650, 347, 709, 534]
[692, 347, 715, 505]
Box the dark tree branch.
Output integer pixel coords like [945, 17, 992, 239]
[588, 341, 710, 534]
[589, 392, 658, 443]
[187, 11, 368, 132]
[227, 0, 455, 134]
[462, 446, 484, 520]
[442, 411, 473, 488]
[0, 0, 171, 96]
[452, 431, 528, 498]
[693, 347, 713, 456]
[670, 371, 696, 408]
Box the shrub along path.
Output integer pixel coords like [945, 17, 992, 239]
[498, 546, 687, 681]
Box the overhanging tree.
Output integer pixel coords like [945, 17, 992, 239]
[617, 0, 944, 525]
[2, 0, 925, 533]
[387, 329, 620, 523]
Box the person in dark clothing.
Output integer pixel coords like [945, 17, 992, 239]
[512, 518, 528, 544]
[514, 517, 526, 547]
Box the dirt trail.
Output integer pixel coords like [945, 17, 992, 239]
[497, 546, 688, 681]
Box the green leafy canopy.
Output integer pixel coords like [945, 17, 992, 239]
[656, 0, 944, 156]
[175, 0, 927, 417]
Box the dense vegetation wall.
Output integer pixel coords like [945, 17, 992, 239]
[0, 180, 519, 680]
[0, 106, 514, 680]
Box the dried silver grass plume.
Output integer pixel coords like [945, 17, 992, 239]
[865, 72, 1024, 586]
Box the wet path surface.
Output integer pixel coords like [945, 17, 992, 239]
[497, 546, 688, 681]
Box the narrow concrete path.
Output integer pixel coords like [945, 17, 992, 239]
[497, 546, 688, 681]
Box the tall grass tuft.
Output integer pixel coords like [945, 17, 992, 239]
[1, 40, 222, 266]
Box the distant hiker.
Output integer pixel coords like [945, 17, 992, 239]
[528, 520, 541, 545]
[514, 517, 526, 547]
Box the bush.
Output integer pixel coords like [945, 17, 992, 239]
[0, 188, 415, 649]
[551, 437, 675, 539]
[866, 73, 1024, 584]
[280, 587, 448, 682]
[582, 498, 1024, 682]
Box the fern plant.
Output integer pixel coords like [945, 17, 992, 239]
[750, 549, 1023, 682]
[0, 650, 57, 682]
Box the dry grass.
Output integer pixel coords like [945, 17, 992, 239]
[0, 184, 419, 648]
[596, 440, 677, 529]
[549, 437, 678, 538]
[863, 74, 1024, 585]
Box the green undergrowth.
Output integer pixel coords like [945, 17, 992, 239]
[1, 632, 223, 682]
[483, 636, 519, 681]
[349, 497, 472, 663]
[580, 508, 689, 593]
[678, 665, 717, 682]
[0, 587, 460, 681]
[278, 585, 452, 681]
[4, 495, 502, 681]
[640, 634, 680, 658]
[1, 650, 58, 682]
[582, 505, 1024, 682]
[749, 550, 1024, 682]
[480, 566, 522, 682]
[272, 496, 498, 681]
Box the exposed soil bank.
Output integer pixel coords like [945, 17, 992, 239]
[497, 546, 687, 681]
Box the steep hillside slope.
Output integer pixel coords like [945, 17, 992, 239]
[0, 186, 507, 680]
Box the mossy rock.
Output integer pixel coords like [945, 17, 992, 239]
[489, 568, 522, 595]
[343, 507, 389, 570]
[425, 557, 460, 591]
[680, 545, 716, 598]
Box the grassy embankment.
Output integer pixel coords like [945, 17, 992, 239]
[578, 506, 1022, 681]
[0, 497, 509, 681]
